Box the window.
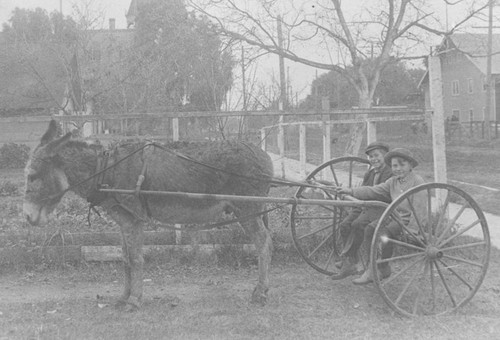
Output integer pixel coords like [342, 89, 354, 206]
[467, 78, 473, 93]
[452, 80, 459, 96]
[469, 109, 474, 122]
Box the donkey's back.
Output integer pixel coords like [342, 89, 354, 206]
[109, 140, 274, 224]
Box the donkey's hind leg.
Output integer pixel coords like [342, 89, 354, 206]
[106, 205, 145, 311]
[240, 212, 273, 305]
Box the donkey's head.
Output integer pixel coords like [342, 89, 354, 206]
[23, 120, 72, 226]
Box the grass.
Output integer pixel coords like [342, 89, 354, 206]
[1, 252, 500, 339]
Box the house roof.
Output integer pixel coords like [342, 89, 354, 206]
[418, 33, 500, 88]
[447, 33, 500, 75]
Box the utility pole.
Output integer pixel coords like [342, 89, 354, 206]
[485, 0, 493, 140]
[241, 46, 247, 111]
[276, 15, 286, 177]
[277, 15, 287, 111]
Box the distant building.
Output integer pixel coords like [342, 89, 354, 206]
[419, 33, 500, 123]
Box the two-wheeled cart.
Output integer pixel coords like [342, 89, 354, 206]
[289, 156, 490, 317]
[101, 156, 490, 317]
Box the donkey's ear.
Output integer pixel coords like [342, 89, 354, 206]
[46, 132, 72, 156]
[40, 120, 60, 146]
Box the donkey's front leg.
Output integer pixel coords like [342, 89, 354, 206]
[243, 216, 273, 305]
[108, 205, 145, 311]
[120, 221, 144, 311]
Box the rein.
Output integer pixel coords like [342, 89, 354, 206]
[44, 140, 339, 229]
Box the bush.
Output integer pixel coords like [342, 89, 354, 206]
[0, 180, 18, 196]
[0, 143, 30, 169]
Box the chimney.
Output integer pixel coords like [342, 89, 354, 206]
[109, 18, 116, 30]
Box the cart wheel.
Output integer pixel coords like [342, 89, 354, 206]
[370, 183, 490, 317]
[290, 156, 370, 276]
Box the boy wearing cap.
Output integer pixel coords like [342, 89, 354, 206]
[337, 148, 426, 285]
[336, 141, 393, 279]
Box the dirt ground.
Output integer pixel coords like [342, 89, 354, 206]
[1, 250, 500, 340]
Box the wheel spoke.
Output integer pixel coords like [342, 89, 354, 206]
[297, 223, 334, 241]
[406, 197, 428, 244]
[308, 232, 333, 259]
[427, 188, 433, 243]
[323, 246, 338, 272]
[329, 165, 339, 186]
[394, 260, 425, 307]
[376, 251, 424, 265]
[434, 260, 457, 307]
[430, 260, 436, 313]
[348, 160, 353, 187]
[439, 219, 481, 248]
[412, 260, 430, 315]
[383, 236, 426, 252]
[381, 255, 425, 286]
[434, 192, 451, 242]
[440, 241, 487, 252]
[441, 254, 484, 268]
[438, 259, 474, 290]
[436, 204, 467, 244]
[392, 216, 427, 248]
[294, 215, 338, 220]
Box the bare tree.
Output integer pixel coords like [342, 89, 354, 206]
[188, 0, 490, 155]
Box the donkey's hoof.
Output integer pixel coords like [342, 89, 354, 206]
[124, 303, 139, 313]
[251, 285, 268, 306]
[115, 296, 141, 311]
[114, 299, 128, 309]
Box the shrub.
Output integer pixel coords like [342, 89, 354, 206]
[0, 143, 30, 169]
[0, 180, 18, 196]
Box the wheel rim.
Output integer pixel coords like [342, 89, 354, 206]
[371, 183, 490, 317]
[290, 156, 370, 276]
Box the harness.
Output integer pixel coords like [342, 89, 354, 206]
[53, 141, 338, 231]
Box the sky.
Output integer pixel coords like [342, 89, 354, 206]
[0, 1, 495, 107]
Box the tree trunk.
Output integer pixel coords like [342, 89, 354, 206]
[344, 91, 372, 156]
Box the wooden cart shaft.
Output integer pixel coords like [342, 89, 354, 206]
[98, 188, 389, 209]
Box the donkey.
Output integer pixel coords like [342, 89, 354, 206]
[23, 120, 274, 310]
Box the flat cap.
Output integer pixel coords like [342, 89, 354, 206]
[384, 148, 418, 167]
[365, 141, 390, 155]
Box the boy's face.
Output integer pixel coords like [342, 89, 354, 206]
[367, 149, 386, 170]
[391, 157, 412, 179]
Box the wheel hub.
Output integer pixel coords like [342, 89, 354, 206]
[426, 246, 443, 260]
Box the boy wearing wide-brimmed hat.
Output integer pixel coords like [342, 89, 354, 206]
[336, 148, 426, 284]
[336, 141, 393, 279]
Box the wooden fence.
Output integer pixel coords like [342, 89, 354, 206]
[261, 113, 426, 179]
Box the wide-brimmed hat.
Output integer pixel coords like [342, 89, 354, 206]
[365, 141, 390, 155]
[384, 148, 418, 167]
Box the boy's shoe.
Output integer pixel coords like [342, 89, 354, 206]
[352, 265, 391, 285]
[332, 258, 358, 280]
[352, 268, 373, 285]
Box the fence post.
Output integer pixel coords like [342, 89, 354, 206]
[366, 121, 377, 145]
[299, 123, 306, 178]
[322, 115, 331, 166]
[172, 117, 181, 236]
[260, 128, 267, 151]
[172, 118, 179, 141]
[277, 115, 286, 178]
[482, 121, 485, 139]
[428, 54, 448, 185]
